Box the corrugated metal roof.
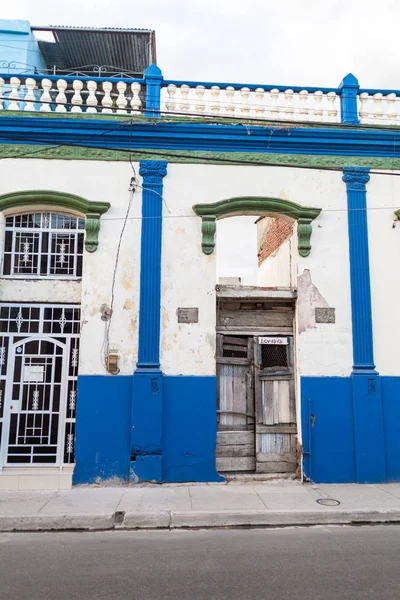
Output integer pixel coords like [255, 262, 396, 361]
[33, 26, 156, 77]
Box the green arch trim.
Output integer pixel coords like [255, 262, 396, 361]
[192, 196, 322, 257]
[0, 190, 110, 253]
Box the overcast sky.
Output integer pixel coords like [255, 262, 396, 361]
[1, 1, 397, 284]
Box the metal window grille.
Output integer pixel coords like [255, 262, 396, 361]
[3, 212, 85, 278]
[260, 344, 289, 370]
[0, 303, 80, 466]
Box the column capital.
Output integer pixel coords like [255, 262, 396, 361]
[342, 166, 370, 190]
[139, 160, 168, 183]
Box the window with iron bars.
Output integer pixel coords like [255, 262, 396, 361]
[260, 343, 290, 371]
[2, 212, 85, 278]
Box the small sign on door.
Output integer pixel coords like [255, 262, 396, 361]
[259, 337, 288, 345]
[24, 365, 45, 382]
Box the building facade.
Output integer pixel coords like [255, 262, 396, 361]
[0, 19, 399, 489]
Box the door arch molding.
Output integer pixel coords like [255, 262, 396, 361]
[192, 196, 321, 257]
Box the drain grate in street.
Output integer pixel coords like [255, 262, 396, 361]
[316, 498, 340, 506]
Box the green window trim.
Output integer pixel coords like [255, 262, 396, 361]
[192, 196, 321, 257]
[0, 190, 110, 253]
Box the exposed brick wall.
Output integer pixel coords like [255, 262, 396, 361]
[258, 217, 294, 266]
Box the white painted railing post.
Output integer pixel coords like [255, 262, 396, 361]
[23, 78, 36, 112]
[8, 77, 21, 111]
[86, 81, 97, 113]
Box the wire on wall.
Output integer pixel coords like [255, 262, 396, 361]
[102, 176, 137, 374]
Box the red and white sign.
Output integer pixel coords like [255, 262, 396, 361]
[259, 337, 288, 345]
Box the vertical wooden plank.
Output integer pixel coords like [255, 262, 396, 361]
[273, 380, 280, 424]
[262, 381, 274, 424]
[278, 380, 291, 423]
[288, 378, 296, 423]
[254, 337, 263, 424]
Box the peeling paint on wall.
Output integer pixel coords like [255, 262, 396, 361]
[297, 269, 330, 334]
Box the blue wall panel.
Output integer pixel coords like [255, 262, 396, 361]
[301, 377, 356, 483]
[162, 375, 224, 483]
[73, 375, 132, 484]
[382, 377, 400, 482]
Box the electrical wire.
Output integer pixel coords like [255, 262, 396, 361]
[104, 185, 135, 373]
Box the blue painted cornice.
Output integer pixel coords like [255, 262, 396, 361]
[1, 115, 400, 158]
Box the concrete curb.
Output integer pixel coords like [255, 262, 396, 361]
[2, 509, 400, 532]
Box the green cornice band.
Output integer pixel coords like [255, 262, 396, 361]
[2, 144, 400, 170]
[0, 190, 110, 253]
[192, 196, 321, 257]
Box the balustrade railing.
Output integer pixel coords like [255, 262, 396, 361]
[0, 74, 143, 114]
[358, 89, 400, 125]
[0, 68, 399, 128]
[160, 81, 340, 123]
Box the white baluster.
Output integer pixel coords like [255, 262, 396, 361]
[166, 84, 177, 112]
[211, 85, 221, 113]
[23, 78, 36, 112]
[387, 93, 397, 122]
[8, 77, 21, 111]
[299, 90, 309, 121]
[195, 85, 206, 113]
[254, 88, 265, 117]
[0, 78, 4, 110]
[373, 93, 384, 124]
[270, 89, 280, 120]
[326, 91, 338, 122]
[224, 86, 235, 115]
[71, 80, 83, 113]
[116, 81, 127, 114]
[313, 91, 323, 121]
[240, 87, 250, 115]
[54, 79, 67, 112]
[102, 81, 113, 113]
[180, 84, 190, 112]
[39, 78, 52, 112]
[86, 81, 97, 113]
[130, 82, 142, 112]
[359, 92, 369, 124]
[284, 89, 294, 120]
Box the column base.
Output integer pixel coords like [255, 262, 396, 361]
[130, 368, 163, 483]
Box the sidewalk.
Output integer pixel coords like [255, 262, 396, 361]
[2, 479, 400, 531]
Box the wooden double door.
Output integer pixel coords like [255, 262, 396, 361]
[216, 333, 297, 474]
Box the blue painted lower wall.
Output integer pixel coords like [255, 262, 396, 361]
[73, 373, 400, 485]
[162, 375, 223, 483]
[73, 375, 132, 484]
[302, 376, 400, 484]
[73, 373, 222, 484]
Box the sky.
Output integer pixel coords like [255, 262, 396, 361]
[0, 0, 397, 284]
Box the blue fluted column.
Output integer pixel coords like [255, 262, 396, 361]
[131, 160, 167, 482]
[343, 166, 385, 483]
[137, 160, 167, 367]
[342, 167, 375, 372]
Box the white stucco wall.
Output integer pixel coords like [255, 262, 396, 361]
[0, 159, 354, 379]
[367, 171, 400, 376]
[258, 237, 294, 287]
[161, 163, 353, 378]
[0, 159, 141, 376]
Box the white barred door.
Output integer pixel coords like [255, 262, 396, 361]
[0, 304, 80, 468]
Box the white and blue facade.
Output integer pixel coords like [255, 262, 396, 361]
[0, 20, 400, 488]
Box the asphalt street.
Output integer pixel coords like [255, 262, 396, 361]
[0, 525, 399, 599]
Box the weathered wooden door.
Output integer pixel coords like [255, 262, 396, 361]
[216, 334, 255, 472]
[254, 336, 297, 473]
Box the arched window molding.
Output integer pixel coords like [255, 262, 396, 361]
[192, 196, 322, 257]
[0, 190, 110, 253]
